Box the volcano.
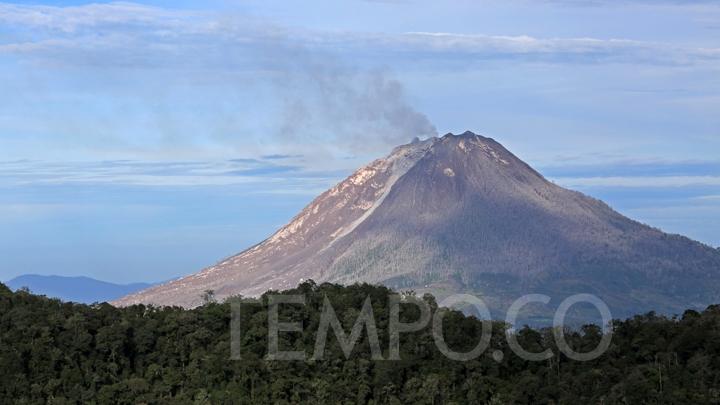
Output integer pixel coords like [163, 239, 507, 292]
[114, 132, 720, 320]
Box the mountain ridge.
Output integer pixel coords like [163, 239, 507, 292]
[7, 274, 155, 304]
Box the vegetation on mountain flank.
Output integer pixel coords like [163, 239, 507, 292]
[2, 281, 720, 404]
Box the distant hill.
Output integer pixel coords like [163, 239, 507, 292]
[5, 274, 155, 304]
[115, 131, 720, 322]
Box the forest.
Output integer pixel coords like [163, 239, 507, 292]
[1, 280, 720, 404]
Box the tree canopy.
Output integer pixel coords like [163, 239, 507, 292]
[1, 281, 719, 404]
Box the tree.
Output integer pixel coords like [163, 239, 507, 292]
[201, 290, 216, 305]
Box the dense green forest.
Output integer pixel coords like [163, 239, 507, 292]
[2, 281, 720, 404]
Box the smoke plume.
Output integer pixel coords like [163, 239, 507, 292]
[273, 56, 438, 152]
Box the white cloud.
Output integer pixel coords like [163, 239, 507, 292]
[535, 0, 720, 5]
[0, 2, 200, 33]
[0, 159, 341, 188]
[0, 202, 164, 222]
[386, 32, 720, 66]
[553, 175, 720, 187]
[0, 2, 717, 66]
[400, 32, 639, 53]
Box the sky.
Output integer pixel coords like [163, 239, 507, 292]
[0, 0, 719, 283]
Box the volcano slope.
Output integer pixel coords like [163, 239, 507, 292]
[115, 132, 720, 322]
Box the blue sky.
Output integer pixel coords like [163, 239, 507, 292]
[0, 0, 719, 283]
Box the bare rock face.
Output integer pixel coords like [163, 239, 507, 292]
[114, 132, 720, 320]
